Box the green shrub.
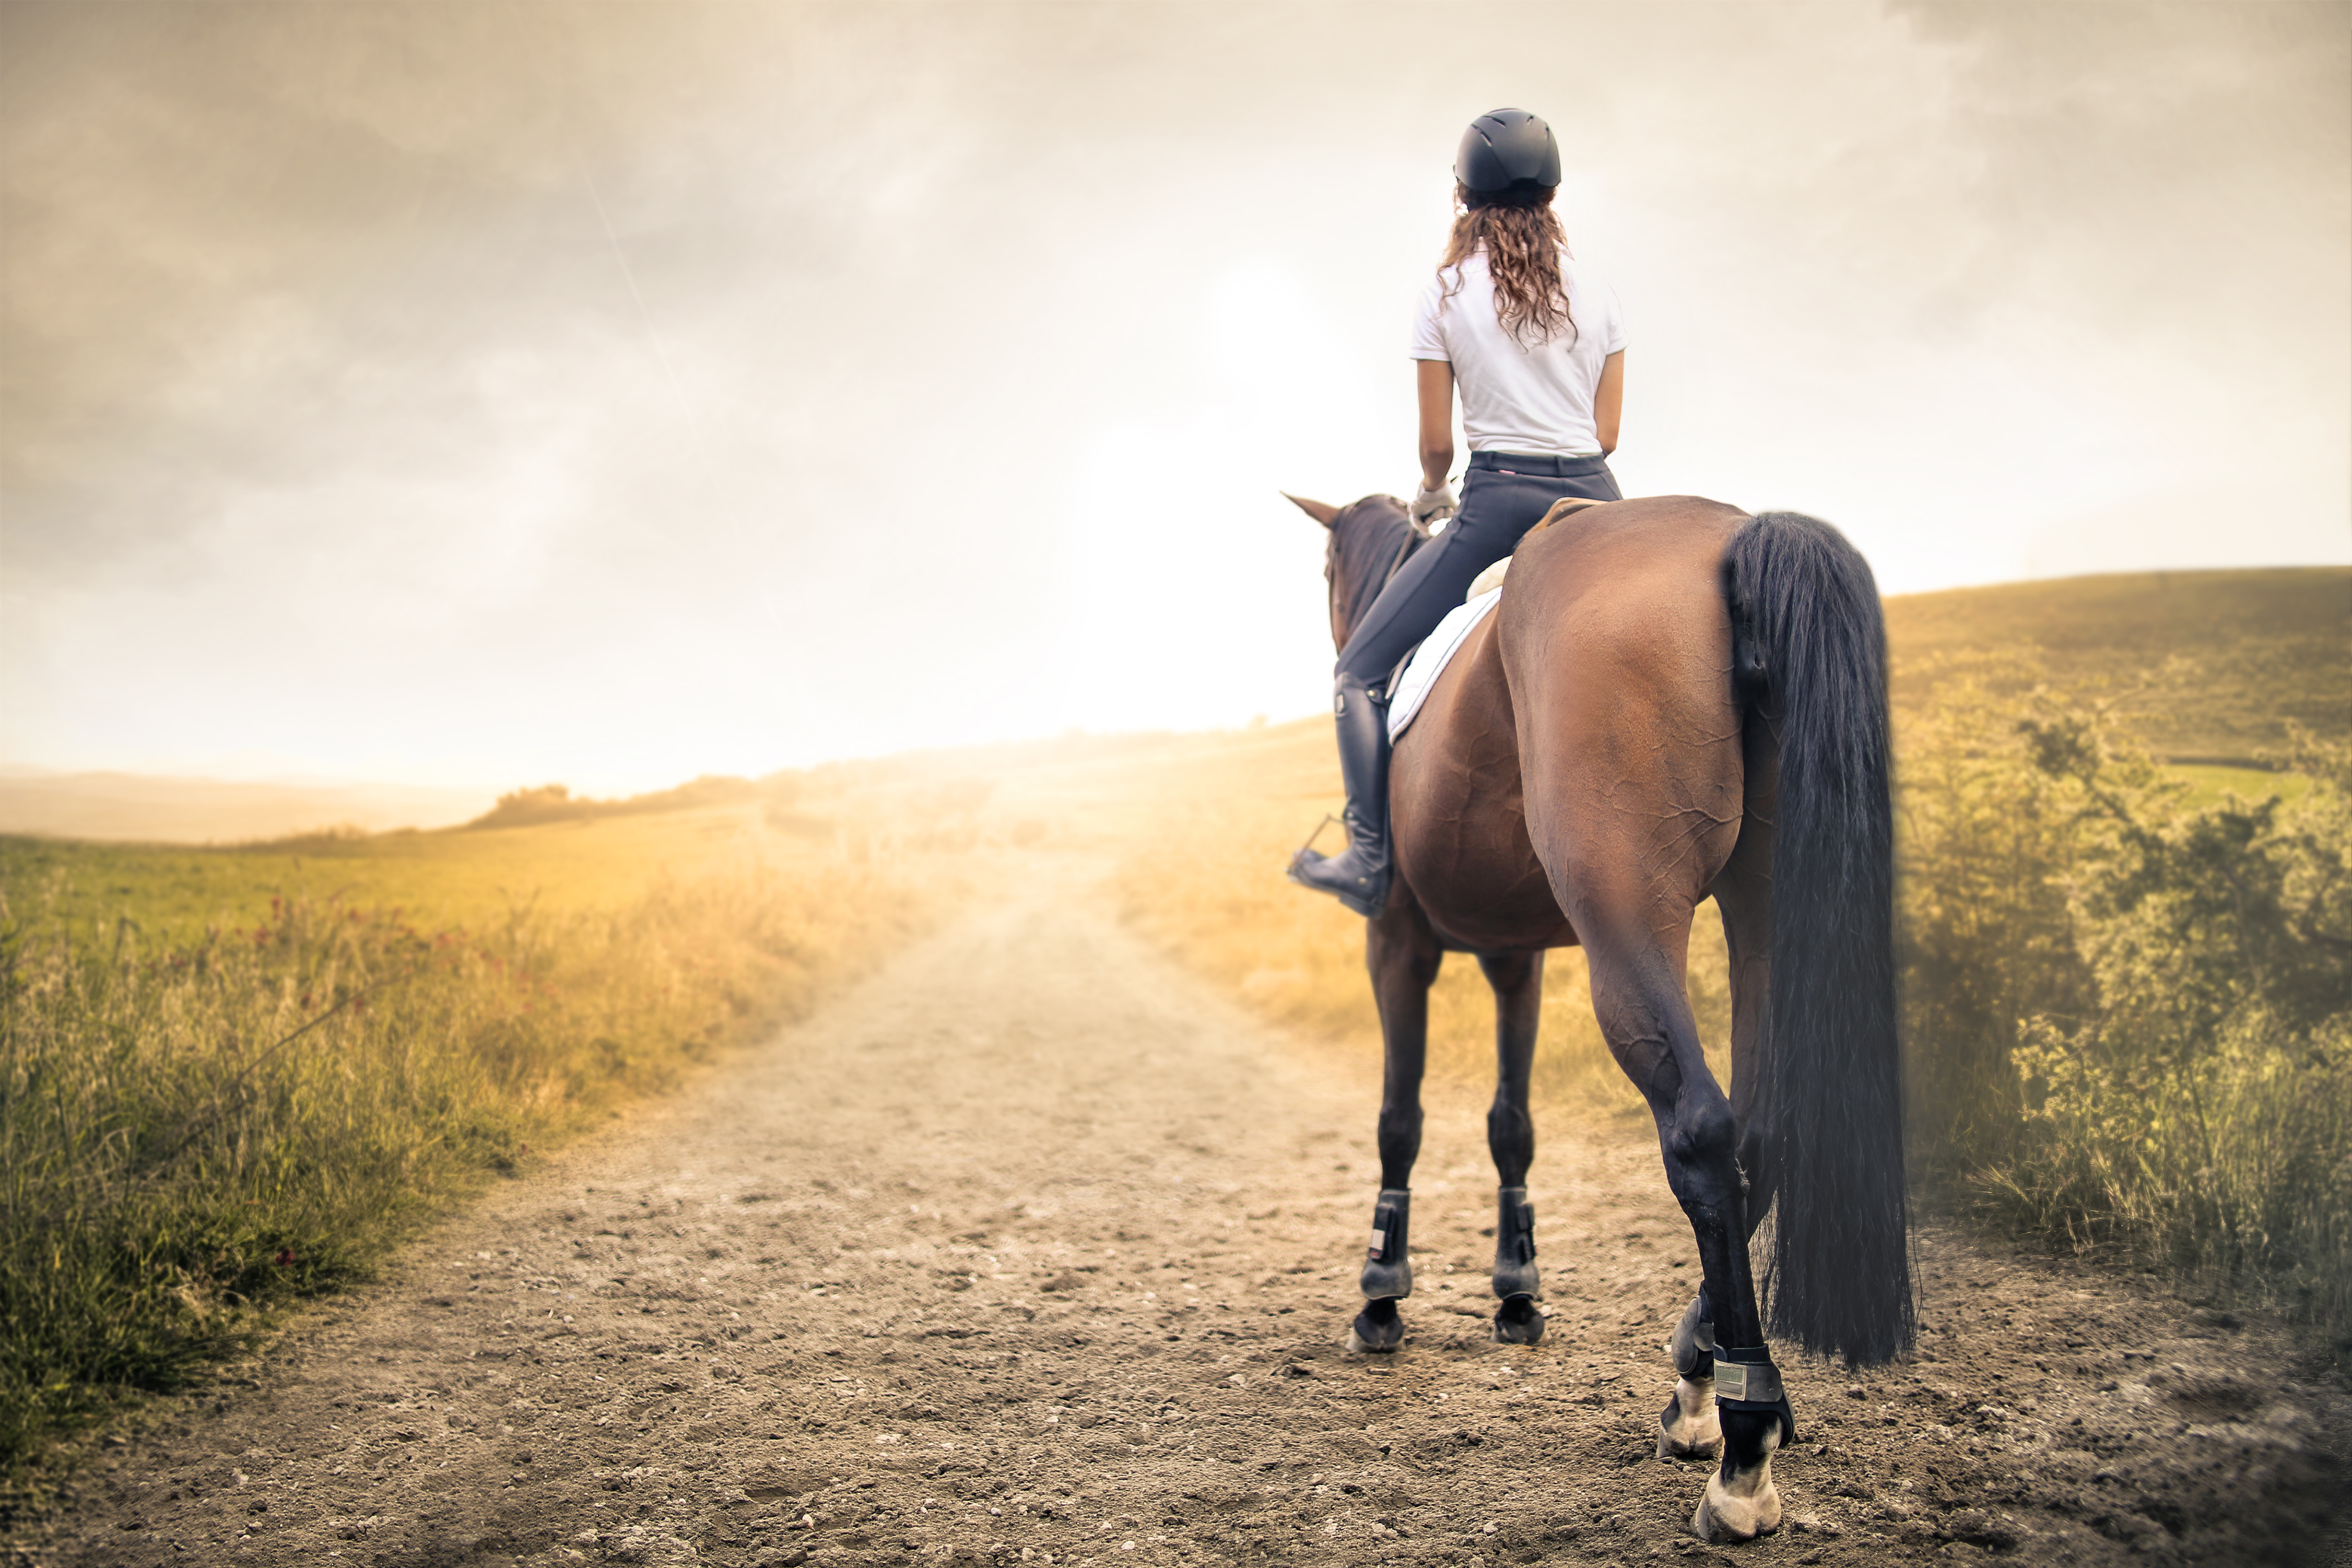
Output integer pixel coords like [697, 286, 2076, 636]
[1899, 665, 2352, 1353]
[1896, 660, 2098, 1166]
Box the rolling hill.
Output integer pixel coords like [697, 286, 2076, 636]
[1883, 565, 2348, 763]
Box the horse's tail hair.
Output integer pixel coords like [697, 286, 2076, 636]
[1723, 511, 1914, 1367]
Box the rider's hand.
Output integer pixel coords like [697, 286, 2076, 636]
[1411, 484, 1457, 527]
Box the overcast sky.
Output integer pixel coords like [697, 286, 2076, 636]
[3, 0, 2345, 793]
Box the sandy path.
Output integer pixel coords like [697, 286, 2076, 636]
[9, 855, 2347, 1568]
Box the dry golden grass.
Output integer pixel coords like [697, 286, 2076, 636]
[0, 800, 937, 1475]
[1, 801, 803, 944]
[1063, 717, 1734, 1121]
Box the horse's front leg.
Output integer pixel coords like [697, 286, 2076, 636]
[1476, 949, 1546, 1345]
[1348, 892, 1442, 1353]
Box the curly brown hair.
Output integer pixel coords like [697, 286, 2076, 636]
[1438, 183, 1573, 346]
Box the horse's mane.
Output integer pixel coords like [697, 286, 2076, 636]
[1330, 495, 1418, 644]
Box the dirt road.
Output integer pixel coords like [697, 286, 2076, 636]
[10, 856, 2347, 1568]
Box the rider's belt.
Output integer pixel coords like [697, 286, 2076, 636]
[1468, 450, 1609, 477]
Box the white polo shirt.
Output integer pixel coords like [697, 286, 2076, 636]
[1409, 250, 1626, 457]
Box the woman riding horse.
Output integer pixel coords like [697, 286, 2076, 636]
[1282, 107, 1912, 1547]
[1289, 107, 1627, 918]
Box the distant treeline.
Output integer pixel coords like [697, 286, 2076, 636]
[466, 775, 772, 829]
[463, 727, 1218, 835]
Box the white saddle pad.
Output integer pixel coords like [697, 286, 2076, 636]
[1387, 587, 1501, 743]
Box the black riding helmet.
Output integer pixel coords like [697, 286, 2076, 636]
[1454, 108, 1561, 195]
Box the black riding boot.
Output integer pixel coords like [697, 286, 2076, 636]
[1288, 674, 1393, 918]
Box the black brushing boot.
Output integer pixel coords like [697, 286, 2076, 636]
[1288, 675, 1393, 919]
[1491, 1185, 1544, 1344]
[1348, 1188, 1412, 1352]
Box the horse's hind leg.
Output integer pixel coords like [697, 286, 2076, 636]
[1477, 950, 1546, 1345]
[1348, 892, 1442, 1353]
[1580, 911, 1785, 1543]
[1662, 812, 1775, 1463]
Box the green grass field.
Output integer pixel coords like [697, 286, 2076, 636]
[2170, 763, 2315, 809]
[1885, 566, 2348, 762]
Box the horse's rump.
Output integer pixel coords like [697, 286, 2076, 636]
[1394, 496, 1752, 952]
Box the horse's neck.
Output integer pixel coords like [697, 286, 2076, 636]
[1338, 524, 1418, 646]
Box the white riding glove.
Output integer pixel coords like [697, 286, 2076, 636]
[1410, 484, 1458, 528]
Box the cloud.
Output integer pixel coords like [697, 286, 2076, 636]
[2, 1, 2343, 787]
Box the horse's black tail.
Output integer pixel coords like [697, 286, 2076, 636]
[1723, 512, 1913, 1367]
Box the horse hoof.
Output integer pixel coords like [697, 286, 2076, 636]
[1656, 1421, 1720, 1462]
[1491, 1296, 1544, 1345]
[1656, 1382, 1720, 1461]
[1657, 1430, 1721, 1462]
[1690, 1470, 1780, 1543]
[1348, 1304, 1406, 1353]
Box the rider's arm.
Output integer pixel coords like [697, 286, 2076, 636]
[1594, 350, 1624, 457]
[1417, 359, 1455, 490]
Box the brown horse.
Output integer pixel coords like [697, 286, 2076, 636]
[1285, 490, 1912, 1543]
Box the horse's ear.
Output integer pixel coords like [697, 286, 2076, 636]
[1281, 492, 1342, 528]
